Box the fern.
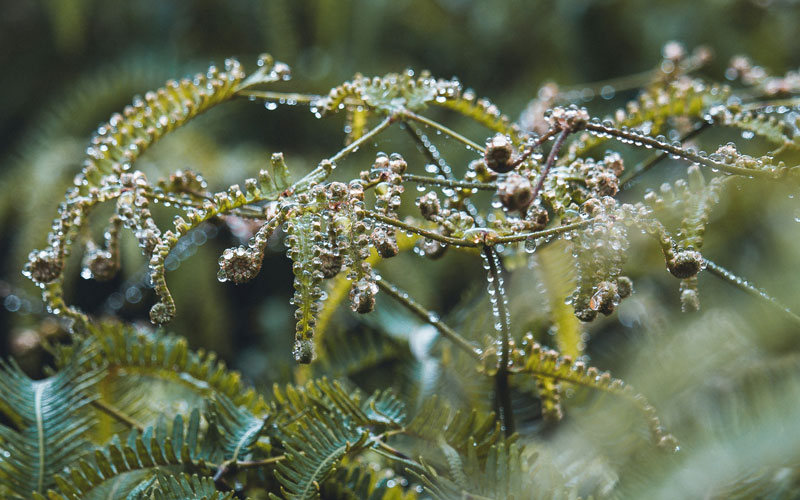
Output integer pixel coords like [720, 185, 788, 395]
[0, 347, 102, 499]
[271, 410, 370, 500]
[39, 410, 209, 500]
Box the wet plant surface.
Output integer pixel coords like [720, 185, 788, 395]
[2, 4, 800, 499]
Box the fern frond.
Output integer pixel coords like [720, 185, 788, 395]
[314, 71, 461, 117]
[40, 410, 209, 500]
[404, 396, 505, 457]
[271, 410, 370, 500]
[0, 348, 102, 499]
[509, 336, 677, 450]
[319, 461, 418, 500]
[206, 395, 269, 463]
[87, 321, 267, 414]
[410, 441, 566, 500]
[135, 470, 235, 500]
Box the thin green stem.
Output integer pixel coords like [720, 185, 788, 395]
[376, 278, 482, 359]
[532, 129, 570, 202]
[482, 246, 514, 436]
[290, 115, 395, 192]
[366, 210, 478, 248]
[493, 219, 596, 245]
[402, 110, 485, 153]
[585, 122, 782, 179]
[704, 258, 800, 324]
[620, 122, 711, 188]
[236, 90, 322, 104]
[90, 400, 144, 432]
[403, 173, 496, 191]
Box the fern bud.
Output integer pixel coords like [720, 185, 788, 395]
[617, 276, 633, 299]
[546, 105, 590, 131]
[497, 172, 534, 212]
[525, 204, 549, 230]
[371, 226, 399, 258]
[82, 248, 117, 281]
[484, 134, 515, 173]
[589, 281, 620, 316]
[417, 192, 441, 220]
[293, 338, 315, 364]
[668, 250, 703, 278]
[319, 249, 344, 279]
[350, 278, 378, 313]
[24, 249, 62, 284]
[218, 247, 260, 284]
[149, 302, 174, 325]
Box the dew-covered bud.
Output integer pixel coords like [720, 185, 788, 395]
[617, 276, 633, 299]
[668, 250, 703, 279]
[388, 153, 407, 174]
[293, 339, 315, 364]
[350, 278, 378, 313]
[497, 173, 534, 212]
[603, 151, 625, 177]
[525, 205, 549, 230]
[484, 134, 515, 173]
[318, 250, 343, 279]
[581, 198, 604, 217]
[591, 171, 619, 197]
[218, 247, 260, 284]
[24, 249, 62, 284]
[418, 192, 441, 220]
[589, 281, 619, 316]
[149, 302, 174, 325]
[418, 238, 447, 259]
[371, 226, 399, 258]
[84, 249, 118, 281]
[546, 105, 590, 132]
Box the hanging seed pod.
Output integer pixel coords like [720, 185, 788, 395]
[484, 134, 516, 173]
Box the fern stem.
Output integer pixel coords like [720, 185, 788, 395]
[585, 122, 782, 178]
[90, 399, 144, 432]
[532, 128, 570, 204]
[704, 258, 800, 324]
[511, 127, 559, 168]
[482, 246, 515, 436]
[290, 115, 395, 194]
[491, 218, 596, 245]
[402, 110, 485, 152]
[236, 90, 322, 104]
[620, 122, 711, 188]
[366, 211, 479, 248]
[375, 278, 481, 359]
[403, 173, 496, 191]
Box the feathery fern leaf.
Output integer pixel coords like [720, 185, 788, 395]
[40, 410, 210, 500]
[0, 348, 103, 499]
[206, 395, 269, 463]
[133, 470, 235, 500]
[271, 410, 370, 500]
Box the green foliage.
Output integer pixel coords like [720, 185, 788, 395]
[4, 42, 800, 499]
